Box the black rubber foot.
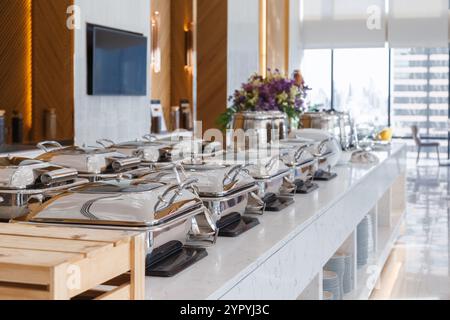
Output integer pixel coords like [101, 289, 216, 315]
[218, 214, 260, 237]
[146, 241, 208, 277]
[313, 170, 338, 181]
[294, 180, 320, 194]
[263, 193, 295, 212]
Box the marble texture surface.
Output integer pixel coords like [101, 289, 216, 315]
[145, 144, 407, 300]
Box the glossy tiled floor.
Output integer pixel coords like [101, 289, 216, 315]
[371, 156, 450, 300]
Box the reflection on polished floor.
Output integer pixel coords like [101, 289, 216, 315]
[371, 156, 450, 300]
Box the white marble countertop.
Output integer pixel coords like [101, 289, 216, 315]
[145, 144, 406, 300]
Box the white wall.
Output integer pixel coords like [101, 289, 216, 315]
[74, 0, 151, 146]
[289, 0, 302, 75]
[227, 0, 260, 99]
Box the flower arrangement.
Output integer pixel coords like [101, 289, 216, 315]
[218, 69, 307, 130]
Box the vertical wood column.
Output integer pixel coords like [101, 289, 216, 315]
[171, 0, 193, 120]
[196, 0, 228, 132]
[151, 0, 172, 127]
[0, 0, 32, 143]
[32, 0, 74, 142]
[266, 0, 289, 76]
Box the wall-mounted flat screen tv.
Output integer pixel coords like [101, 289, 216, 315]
[87, 24, 147, 96]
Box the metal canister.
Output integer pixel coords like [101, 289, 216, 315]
[180, 100, 192, 131]
[44, 108, 57, 140]
[151, 114, 162, 134]
[11, 111, 23, 144]
[170, 106, 180, 131]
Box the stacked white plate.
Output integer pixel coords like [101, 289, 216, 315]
[324, 254, 346, 298]
[323, 291, 334, 301]
[323, 270, 341, 300]
[357, 215, 371, 267]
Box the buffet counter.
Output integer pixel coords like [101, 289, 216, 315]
[146, 144, 407, 300]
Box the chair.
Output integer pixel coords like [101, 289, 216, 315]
[411, 125, 441, 164]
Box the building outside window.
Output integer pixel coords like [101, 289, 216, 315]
[333, 48, 390, 128]
[302, 47, 449, 159]
[391, 47, 449, 158]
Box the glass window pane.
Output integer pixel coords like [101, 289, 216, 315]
[333, 48, 390, 127]
[390, 47, 449, 157]
[301, 49, 332, 109]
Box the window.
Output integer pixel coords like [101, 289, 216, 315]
[333, 48, 390, 127]
[301, 49, 332, 110]
[390, 47, 449, 158]
[302, 47, 450, 159]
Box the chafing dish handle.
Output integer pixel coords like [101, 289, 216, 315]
[40, 168, 78, 185]
[265, 156, 280, 172]
[109, 157, 141, 172]
[316, 137, 339, 158]
[187, 208, 218, 247]
[36, 141, 63, 152]
[154, 178, 199, 213]
[281, 176, 297, 195]
[222, 165, 247, 187]
[96, 139, 115, 148]
[142, 134, 157, 142]
[294, 145, 308, 163]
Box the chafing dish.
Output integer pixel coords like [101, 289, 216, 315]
[96, 137, 163, 164]
[0, 157, 87, 220]
[140, 163, 261, 237]
[206, 151, 296, 213]
[153, 135, 224, 162]
[300, 110, 357, 151]
[18, 178, 217, 277]
[277, 141, 319, 194]
[231, 111, 289, 148]
[35, 141, 145, 182]
[288, 129, 342, 181]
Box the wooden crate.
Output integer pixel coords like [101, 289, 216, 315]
[0, 223, 146, 300]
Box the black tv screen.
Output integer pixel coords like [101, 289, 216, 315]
[87, 25, 147, 96]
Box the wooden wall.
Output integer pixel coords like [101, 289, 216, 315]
[150, 0, 193, 131]
[151, 0, 172, 128]
[0, 0, 32, 143]
[266, 0, 289, 76]
[196, 0, 228, 132]
[0, 0, 74, 143]
[171, 0, 193, 120]
[32, 0, 74, 142]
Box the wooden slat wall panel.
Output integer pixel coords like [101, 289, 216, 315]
[151, 0, 172, 129]
[32, 0, 74, 142]
[170, 0, 193, 126]
[0, 0, 32, 143]
[196, 0, 228, 132]
[266, 0, 289, 76]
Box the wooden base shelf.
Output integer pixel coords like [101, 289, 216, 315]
[0, 223, 146, 300]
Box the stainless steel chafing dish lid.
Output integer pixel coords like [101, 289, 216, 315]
[204, 151, 291, 180]
[143, 162, 256, 197]
[96, 137, 165, 163]
[0, 157, 78, 189]
[36, 143, 141, 174]
[152, 139, 222, 161]
[277, 141, 316, 166]
[26, 179, 204, 228]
